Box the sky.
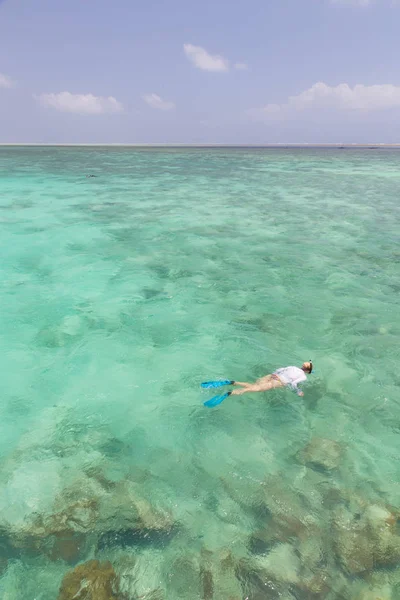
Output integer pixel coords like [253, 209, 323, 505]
[0, 0, 400, 143]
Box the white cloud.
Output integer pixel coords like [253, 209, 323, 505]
[142, 93, 175, 110]
[183, 44, 229, 72]
[251, 82, 400, 118]
[36, 91, 123, 114]
[234, 62, 248, 70]
[0, 73, 14, 88]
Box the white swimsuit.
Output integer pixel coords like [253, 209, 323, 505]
[273, 366, 307, 395]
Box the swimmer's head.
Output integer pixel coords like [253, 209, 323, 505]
[302, 361, 313, 374]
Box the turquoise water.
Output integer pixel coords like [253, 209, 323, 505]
[0, 147, 400, 599]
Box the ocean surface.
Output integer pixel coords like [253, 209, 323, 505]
[0, 146, 400, 600]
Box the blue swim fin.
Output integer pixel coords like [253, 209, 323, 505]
[201, 380, 233, 389]
[204, 391, 231, 408]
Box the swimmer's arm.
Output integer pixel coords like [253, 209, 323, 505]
[289, 378, 305, 397]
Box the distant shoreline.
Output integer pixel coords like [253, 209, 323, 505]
[1, 143, 400, 148]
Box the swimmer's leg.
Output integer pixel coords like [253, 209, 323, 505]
[230, 385, 262, 396]
[231, 375, 284, 396]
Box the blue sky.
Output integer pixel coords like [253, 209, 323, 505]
[0, 0, 399, 143]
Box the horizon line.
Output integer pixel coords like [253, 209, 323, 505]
[1, 143, 400, 148]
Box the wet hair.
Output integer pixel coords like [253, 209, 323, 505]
[303, 360, 313, 374]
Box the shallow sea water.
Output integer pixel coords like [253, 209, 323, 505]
[0, 147, 400, 599]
